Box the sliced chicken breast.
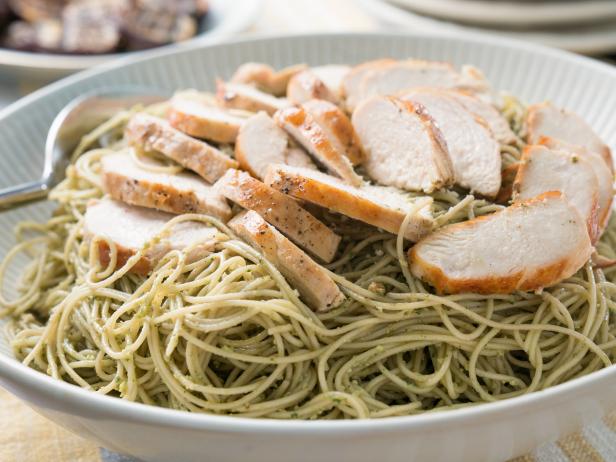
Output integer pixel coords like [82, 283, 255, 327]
[343, 59, 490, 111]
[526, 102, 613, 171]
[287, 70, 340, 105]
[228, 210, 345, 312]
[302, 99, 364, 166]
[101, 152, 232, 220]
[446, 90, 517, 145]
[125, 113, 238, 183]
[310, 65, 351, 100]
[274, 105, 363, 186]
[402, 89, 501, 198]
[216, 80, 291, 116]
[352, 96, 454, 193]
[265, 164, 434, 241]
[84, 198, 221, 275]
[168, 97, 246, 144]
[230, 62, 307, 96]
[513, 145, 600, 241]
[216, 169, 341, 263]
[409, 192, 592, 294]
[235, 112, 316, 179]
[539, 137, 613, 236]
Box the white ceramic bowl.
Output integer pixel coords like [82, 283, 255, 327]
[1, 33, 616, 462]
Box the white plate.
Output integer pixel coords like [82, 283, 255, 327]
[388, 0, 616, 28]
[1, 33, 616, 462]
[0, 0, 262, 82]
[361, 0, 616, 55]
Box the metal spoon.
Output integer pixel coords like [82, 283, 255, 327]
[0, 87, 167, 210]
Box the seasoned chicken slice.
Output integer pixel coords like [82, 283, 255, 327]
[526, 102, 613, 170]
[409, 192, 592, 294]
[446, 90, 517, 145]
[101, 152, 232, 220]
[230, 62, 307, 96]
[228, 210, 345, 312]
[402, 89, 501, 198]
[513, 145, 600, 241]
[275, 105, 363, 186]
[310, 65, 351, 100]
[302, 99, 364, 165]
[235, 112, 316, 179]
[216, 80, 291, 116]
[265, 164, 434, 241]
[84, 198, 222, 275]
[343, 59, 490, 111]
[352, 96, 454, 193]
[287, 70, 340, 105]
[216, 169, 341, 262]
[168, 97, 246, 144]
[540, 137, 614, 235]
[125, 113, 237, 183]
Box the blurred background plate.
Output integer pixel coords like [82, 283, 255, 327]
[359, 0, 616, 55]
[388, 0, 616, 28]
[0, 0, 262, 83]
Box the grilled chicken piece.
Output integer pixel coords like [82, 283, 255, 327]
[101, 152, 232, 220]
[62, 2, 120, 54]
[402, 89, 501, 198]
[235, 112, 316, 180]
[409, 192, 592, 294]
[8, 0, 65, 22]
[287, 70, 340, 105]
[446, 90, 517, 145]
[352, 96, 454, 193]
[540, 137, 614, 235]
[275, 105, 363, 186]
[228, 210, 345, 312]
[125, 113, 237, 183]
[310, 65, 351, 100]
[216, 169, 340, 262]
[526, 102, 613, 171]
[230, 62, 307, 96]
[4, 19, 62, 52]
[84, 198, 221, 275]
[168, 97, 246, 144]
[513, 145, 600, 241]
[302, 99, 364, 166]
[216, 80, 291, 116]
[342, 59, 490, 111]
[265, 164, 434, 241]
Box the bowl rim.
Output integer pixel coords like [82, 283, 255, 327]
[1, 30, 616, 433]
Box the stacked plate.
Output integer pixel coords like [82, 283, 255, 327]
[360, 0, 616, 55]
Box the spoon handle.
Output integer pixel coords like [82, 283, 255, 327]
[0, 180, 49, 210]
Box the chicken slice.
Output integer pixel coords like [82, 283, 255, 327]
[265, 164, 434, 241]
[302, 99, 364, 166]
[101, 152, 232, 220]
[287, 70, 340, 105]
[125, 113, 238, 183]
[539, 137, 613, 237]
[310, 65, 351, 100]
[216, 169, 341, 262]
[230, 62, 307, 96]
[343, 59, 490, 111]
[341, 58, 397, 110]
[84, 198, 221, 275]
[275, 105, 363, 186]
[235, 112, 316, 179]
[401, 89, 501, 198]
[228, 210, 345, 312]
[446, 90, 517, 145]
[168, 97, 246, 144]
[352, 96, 454, 193]
[216, 80, 291, 116]
[513, 145, 599, 241]
[409, 192, 592, 294]
[526, 102, 613, 171]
